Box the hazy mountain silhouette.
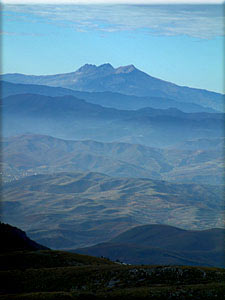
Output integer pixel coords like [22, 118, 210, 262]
[1, 63, 223, 111]
[2, 93, 223, 147]
[1, 80, 217, 113]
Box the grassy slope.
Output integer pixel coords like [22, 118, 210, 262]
[0, 250, 113, 271]
[0, 218, 224, 300]
[0, 249, 225, 300]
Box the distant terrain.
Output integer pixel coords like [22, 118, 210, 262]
[2, 171, 223, 249]
[1, 63, 223, 111]
[2, 93, 224, 147]
[1, 134, 224, 185]
[1, 80, 218, 113]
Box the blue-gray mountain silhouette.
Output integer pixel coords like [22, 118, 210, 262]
[1, 63, 223, 111]
[1, 80, 217, 113]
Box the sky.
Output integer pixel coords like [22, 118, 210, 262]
[1, 1, 224, 93]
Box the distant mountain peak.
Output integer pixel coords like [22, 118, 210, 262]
[77, 64, 98, 73]
[115, 64, 137, 74]
[98, 63, 114, 70]
[76, 63, 136, 75]
[1, 63, 223, 112]
[76, 63, 115, 76]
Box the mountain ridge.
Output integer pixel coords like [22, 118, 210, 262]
[2, 80, 217, 113]
[75, 223, 225, 267]
[3, 93, 223, 148]
[1, 63, 223, 111]
[2, 133, 224, 185]
[2, 63, 221, 93]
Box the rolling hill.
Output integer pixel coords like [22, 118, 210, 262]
[1, 134, 224, 185]
[75, 224, 225, 267]
[2, 171, 223, 249]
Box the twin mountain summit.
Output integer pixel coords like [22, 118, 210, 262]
[2, 63, 223, 112]
[1, 63, 224, 270]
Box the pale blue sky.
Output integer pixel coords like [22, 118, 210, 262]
[1, 4, 224, 93]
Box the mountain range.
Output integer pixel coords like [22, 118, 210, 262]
[2, 93, 223, 148]
[1, 80, 218, 113]
[1, 63, 224, 111]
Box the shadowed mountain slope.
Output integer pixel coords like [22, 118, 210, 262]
[75, 224, 225, 267]
[0, 222, 113, 271]
[0, 222, 48, 252]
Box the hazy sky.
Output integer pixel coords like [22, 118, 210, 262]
[1, 2, 224, 93]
